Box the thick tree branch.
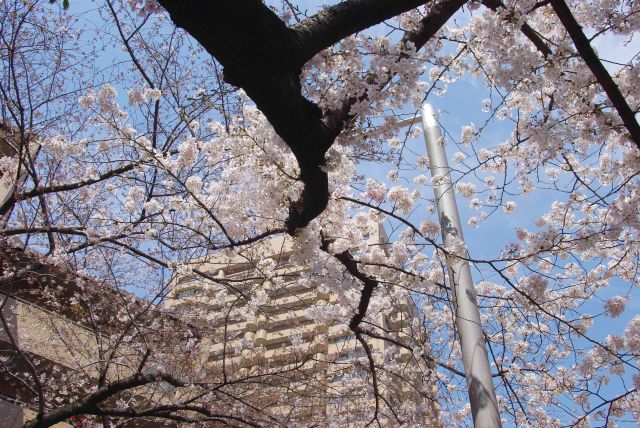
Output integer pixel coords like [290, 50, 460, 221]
[157, 0, 465, 234]
[481, 0, 553, 57]
[23, 372, 186, 428]
[292, 0, 426, 64]
[550, 0, 640, 149]
[403, 0, 468, 50]
[319, 236, 385, 423]
[157, 0, 334, 233]
[320, 238, 378, 332]
[355, 332, 381, 425]
[95, 404, 259, 427]
[155, 1, 301, 82]
[17, 161, 140, 200]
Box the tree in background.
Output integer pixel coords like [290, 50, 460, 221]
[1, 0, 639, 426]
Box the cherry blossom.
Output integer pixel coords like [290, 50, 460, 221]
[1, 0, 639, 427]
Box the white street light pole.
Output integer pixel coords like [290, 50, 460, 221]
[359, 106, 501, 426]
[421, 103, 501, 428]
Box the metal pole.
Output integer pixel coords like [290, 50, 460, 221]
[421, 103, 501, 428]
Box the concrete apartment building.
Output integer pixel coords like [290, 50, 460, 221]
[0, 245, 104, 428]
[0, 243, 206, 428]
[0, 283, 91, 427]
[0, 123, 20, 216]
[164, 220, 438, 425]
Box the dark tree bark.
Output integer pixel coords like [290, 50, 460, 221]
[23, 373, 185, 428]
[550, 0, 640, 149]
[156, 0, 467, 234]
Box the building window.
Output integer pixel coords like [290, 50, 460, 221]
[175, 288, 204, 299]
[329, 334, 354, 345]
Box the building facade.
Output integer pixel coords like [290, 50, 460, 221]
[0, 245, 198, 428]
[164, 219, 439, 426]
